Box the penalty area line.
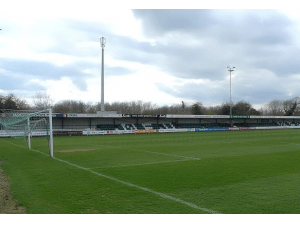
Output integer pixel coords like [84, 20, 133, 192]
[53, 156, 220, 214]
[87, 158, 200, 169]
[96, 144, 201, 160]
[1, 139, 220, 214]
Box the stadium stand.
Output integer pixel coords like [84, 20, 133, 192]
[96, 124, 126, 130]
[176, 123, 204, 129]
[164, 123, 174, 129]
[94, 121, 299, 131]
[204, 123, 228, 128]
[124, 124, 135, 130]
[53, 113, 300, 132]
[96, 124, 116, 130]
[135, 124, 145, 130]
[143, 124, 165, 129]
[116, 124, 125, 130]
[259, 122, 278, 127]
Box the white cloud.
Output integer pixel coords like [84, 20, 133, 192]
[1, 7, 300, 109]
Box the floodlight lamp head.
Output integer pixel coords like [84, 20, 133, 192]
[100, 37, 106, 48]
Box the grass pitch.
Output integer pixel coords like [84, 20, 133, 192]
[0, 129, 300, 213]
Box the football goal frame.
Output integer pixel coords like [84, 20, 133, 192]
[0, 108, 54, 157]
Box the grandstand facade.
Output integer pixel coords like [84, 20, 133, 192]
[51, 112, 300, 133]
[2, 111, 300, 137]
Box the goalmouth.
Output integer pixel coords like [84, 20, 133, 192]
[0, 108, 54, 157]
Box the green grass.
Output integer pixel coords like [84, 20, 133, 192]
[0, 129, 300, 213]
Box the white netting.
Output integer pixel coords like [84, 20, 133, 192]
[0, 109, 53, 156]
[0, 109, 49, 137]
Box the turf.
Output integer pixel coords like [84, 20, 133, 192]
[0, 129, 300, 213]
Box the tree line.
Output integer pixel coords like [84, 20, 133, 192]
[0, 92, 299, 116]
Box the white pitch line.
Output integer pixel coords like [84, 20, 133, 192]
[96, 144, 201, 160]
[53, 156, 220, 214]
[88, 158, 200, 169]
[1, 139, 220, 214]
[0, 138, 50, 157]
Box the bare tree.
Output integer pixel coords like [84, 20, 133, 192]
[262, 98, 300, 116]
[220, 101, 261, 115]
[141, 101, 157, 114]
[283, 97, 299, 116]
[0, 95, 4, 109]
[85, 102, 97, 113]
[33, 92, 54, 110]
[263, 100, 284, 116]
[53, 100, 89, 113]
[191, 102, 204, 115]
[204, 105, 222, 115]
[0, 93, 29, 110]
[220, 102, 231, 115]
[102, 101, 158, 114]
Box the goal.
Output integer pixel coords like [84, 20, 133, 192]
[0, 108, 54, 157]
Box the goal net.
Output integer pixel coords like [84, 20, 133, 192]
[0, 108, 54, 157]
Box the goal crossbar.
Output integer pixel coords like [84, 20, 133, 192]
[0, 108, 54, 157]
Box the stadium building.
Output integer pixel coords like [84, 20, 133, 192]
[49, 111, 300, 136]
[2, 110, 300, 137]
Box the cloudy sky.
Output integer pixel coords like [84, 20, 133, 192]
[1, 1, 300, 109]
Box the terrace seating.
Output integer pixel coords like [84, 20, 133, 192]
[151, 124, 162, 129]
[97, 124, 129, 131]
[135, 124, 145, 130]
[95, 121, 297, 131]
[124, 124, 134, 130]
[177, 123, 185, 128]
[116, 124, 125, 130]
[177, 123, 205, 129]
[217, 123, 230, 128]
[142, 124, 160, 129]
[164, 124, 174, 129]
[96, 124, 116, 130]
[160, 124, 167, 129]
[204, 123, 224, 128]
[144, 124, 151, 128]
[248, 123, 260, 127]
[259, 123, 278, 127]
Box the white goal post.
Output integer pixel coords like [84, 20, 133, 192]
[0, 108, 54, 157]
[49, 108, 53, 157]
